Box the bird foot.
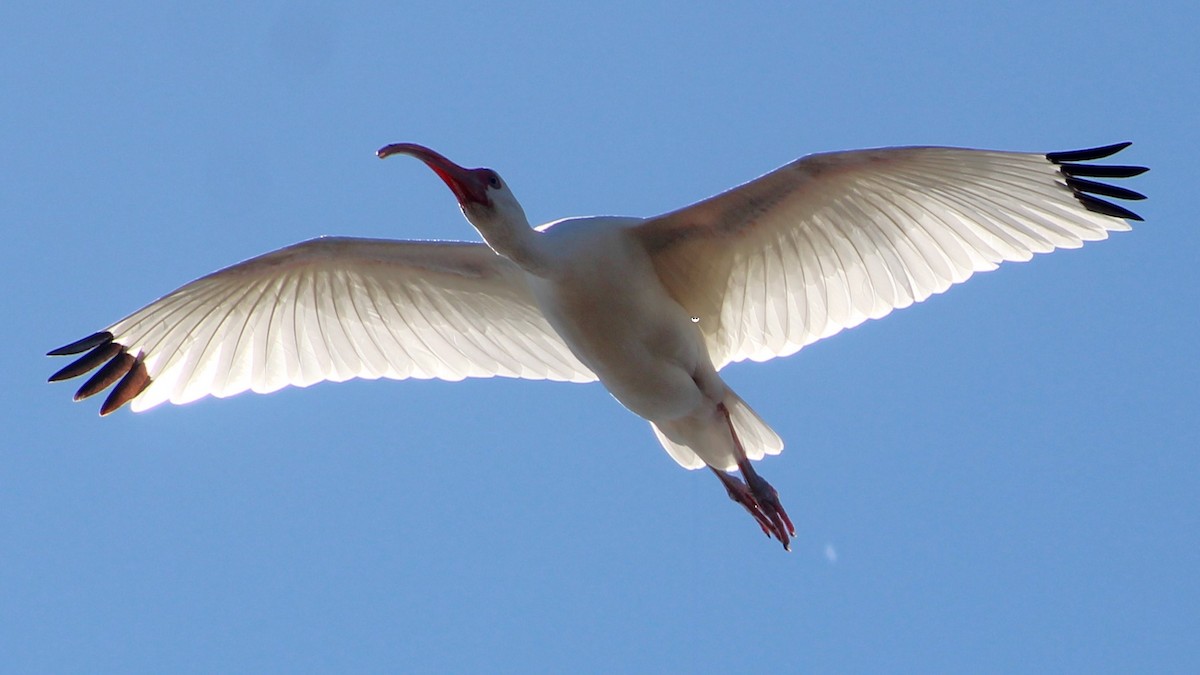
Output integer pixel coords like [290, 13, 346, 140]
[742, 468, 795, 551]
[711, 468, 795, 550]
[712, 400, 796, 550]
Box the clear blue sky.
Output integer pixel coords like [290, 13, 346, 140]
[4, 2, 1197, 672]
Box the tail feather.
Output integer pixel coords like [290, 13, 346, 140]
[651, 423, 707, 469]
[651, 392, 783, 470]
[725, 392, 783, 461]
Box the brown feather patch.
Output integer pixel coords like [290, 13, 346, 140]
[101, 358, 151, 416]
[75, 351, 134, 401]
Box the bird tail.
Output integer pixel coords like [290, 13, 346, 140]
[651, 392, 783, 471]
[723, 392, 784, 462]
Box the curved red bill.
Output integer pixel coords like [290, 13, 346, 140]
[377, 143, 489, 205]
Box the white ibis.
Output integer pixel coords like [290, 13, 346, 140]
[49, 141, 1147, 549]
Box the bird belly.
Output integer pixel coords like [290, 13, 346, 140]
[527, 238, 715, 422]
[526, 225, 781, 471]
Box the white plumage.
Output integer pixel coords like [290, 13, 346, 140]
[641, 147, 1131, 368]
[107, 238, 595, 412]
[49, 141, 1146, 549]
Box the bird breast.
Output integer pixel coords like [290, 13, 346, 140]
[527, 221, 712, 422]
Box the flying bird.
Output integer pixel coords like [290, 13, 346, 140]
[48, 141, 1147, 549]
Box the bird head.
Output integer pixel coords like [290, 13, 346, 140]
[377, 143, 527, 232]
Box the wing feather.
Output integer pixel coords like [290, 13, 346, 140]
[49, 237, 596, 414]
[636, 144, 1146, 367]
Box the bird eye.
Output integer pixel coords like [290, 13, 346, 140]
[487, 173, 502, 189]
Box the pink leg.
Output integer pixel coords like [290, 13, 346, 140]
[714, 402, 796, 551]
[709, 467, 774, 538]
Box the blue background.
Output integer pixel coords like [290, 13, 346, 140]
[4, 2, 1196, 672]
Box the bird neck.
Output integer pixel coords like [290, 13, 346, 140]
[473, 214, 551, 277]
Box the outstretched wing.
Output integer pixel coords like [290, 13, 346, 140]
[635, 143, 1146, 368]
[49, 237, 596, 414]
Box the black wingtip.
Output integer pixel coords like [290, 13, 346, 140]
[1076, 193, 1144, 222]
[1056, 162, 1148, 179]
[1065, 176, 1147, 202]
[74, 351, 135, 401]
[47, 332, 152, 414]
[1047, 142, 1146, 222]
[48, 341, 121, 382]
[47, 331, 114, 356]
[100, 358, 151, 416]
[1047, 142, 1133, 164]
